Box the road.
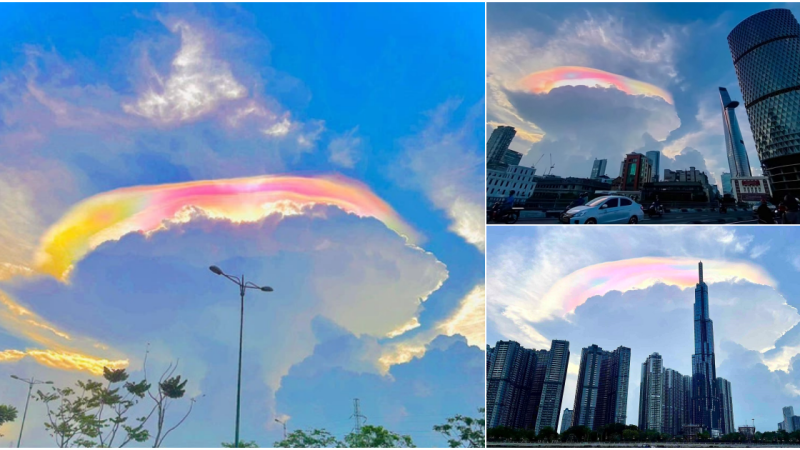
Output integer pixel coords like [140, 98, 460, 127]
[513, 210, 760, 225]
[489, 442, 794, 448]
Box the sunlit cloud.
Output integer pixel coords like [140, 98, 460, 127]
[379, 283, 485, 371]
[35, 174, 418, 281]
[123, 20, 247, 124]
[0, 290, 128, 375]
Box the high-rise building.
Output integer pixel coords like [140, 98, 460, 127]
[646, 151, 661, 182]
[663, 369, 691, 436]
[535, 340, 570, 434]
[572, 344, 631, 431]
[560, 409, 573, 433]
[487, 126, 516, 168]
[521, 349, 550, 430]
[691, 262, 721, 433]
[591, 159, 608, 179]
[503, 149, 523, 166]
[620, 153, 653, 191]
[728, 9, 800, 199]
[638, 353, 664, 432]
[486, 341, 533, 428]
[719, 87, 753, 178]
[783, 406, 796, 432]
[721, 172, 733, 195]
[717, 378, 735, 435]
[486, 340, 570, 432]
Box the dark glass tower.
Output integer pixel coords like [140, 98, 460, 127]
[691, 262, 721, 432]
[728, 9, 800, 198]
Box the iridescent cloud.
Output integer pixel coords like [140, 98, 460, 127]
[35, 174, 418, 281]
[543, 257, 775, 316]
[520, 66, 674, 105]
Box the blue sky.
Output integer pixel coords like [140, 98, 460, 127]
[488, 226, 800, 433]
[487, 3, 800, 187]
[0, 4, 484, 447]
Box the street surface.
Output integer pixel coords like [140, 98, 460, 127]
[513, 209, 760, 225]
[489, 443, 795, 448]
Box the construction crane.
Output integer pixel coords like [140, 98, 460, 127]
[545, 153, 556, 176]
[531, 153, 544, 172]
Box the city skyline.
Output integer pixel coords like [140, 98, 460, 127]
[0, 4, 485, 447]
[487, 226, 800, 433]
[487, 3, 800, 191]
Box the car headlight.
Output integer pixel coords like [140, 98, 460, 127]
[573, 210, 587, 217]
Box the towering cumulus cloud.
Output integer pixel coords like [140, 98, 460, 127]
[35, 174, 418, 281]
[520, 66, 674, 105]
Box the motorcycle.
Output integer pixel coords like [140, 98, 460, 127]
[487, 201, 519, 224]
[644, 203, 664, 218]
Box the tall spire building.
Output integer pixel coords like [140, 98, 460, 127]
[691, 262, 721, 432]
[719, 87, 752, 177]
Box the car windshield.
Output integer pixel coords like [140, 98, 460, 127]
[586, 197, 609, 207]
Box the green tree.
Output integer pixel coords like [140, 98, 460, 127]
[432, 407, 484, 447]
[222, 440, 259, 447]
[274, 429, 344, 448]
[621, 429, 639, 441]
[35, 350, 195, 448]
[536, 426, 558, 442]
[0, 404, 18, 437]
[345, 425, 415, 448]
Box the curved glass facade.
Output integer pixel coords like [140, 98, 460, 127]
[728, 8, 800, 197]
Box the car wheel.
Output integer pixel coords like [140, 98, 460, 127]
[505, 213, 519, 224]
[628, 216, 639, 224]
[585, 218, 597, 224]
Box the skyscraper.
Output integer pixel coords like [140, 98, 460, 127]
[503, 149, 523, 166]
[486, 340, 534, 428]
[691, 262, 721, 432]
[729, 9, 800, 198]
[487, 126, 516, 168]
[663, 368, 691, 436]
[591, 159, 608, 179]
[784, 406, 796, 433]
[535, 340, 570, 434]
[486, 340, 570, 432]
[721, 172, 733, 195]
[717, 378, 735, 435]
[560, 409, 573, 433]
[719, 87, 752, 177]
[646, 151, 661, 182]
[572, 344, 631, 431]
[638, 353, 664, 432]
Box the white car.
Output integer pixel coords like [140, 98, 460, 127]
[559, 195, 644, 224]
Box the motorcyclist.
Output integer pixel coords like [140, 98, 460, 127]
[566, 192, 588, 210]
[495, 190, 516, 220]
[785, 194, 799, 224]
[756, 197, 775, 224]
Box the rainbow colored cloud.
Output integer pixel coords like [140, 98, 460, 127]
[541, 257, 775, 316]
[35, 174, 418, 281]
[520, 66, 674, 105]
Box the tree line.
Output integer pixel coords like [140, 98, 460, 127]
[1, 355, 485, 448]
[488, 423, 796, 444]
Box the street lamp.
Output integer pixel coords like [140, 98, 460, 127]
[275, 418, 287, 439]
[10, 375, 53, 448]
[209, 265, 273, 448]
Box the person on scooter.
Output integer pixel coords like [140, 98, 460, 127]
[757, 197, 775, 224]
[495, 190, 516, 221]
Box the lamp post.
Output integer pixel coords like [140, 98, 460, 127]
[209, 265, 273, 449]
[10, 375, 53, 448]
[275, 418, 287, 439]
